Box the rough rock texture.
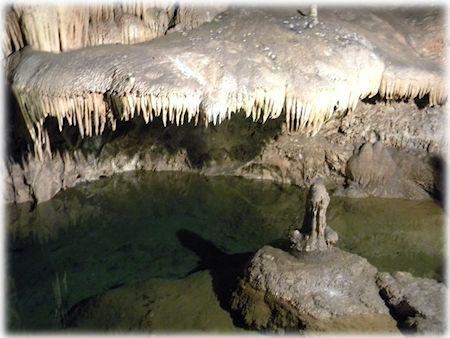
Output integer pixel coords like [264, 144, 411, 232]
[4, 145, 191, 204]
[8, 7, 446, 159]
[4, 6, 446, 204]
[230, 245, 398, 332]
[336, 101, 446, 153]
[237, 100, 445, 200]
[334, 181, 368, 198]
[289, 182, 338, 252]
[4, 99, 445, 204]
[377, 271, 446, 334]
[346, 141, 431, 199]
[374, 8, 446, 64]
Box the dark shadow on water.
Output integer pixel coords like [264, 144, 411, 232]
[177, 230, 304, 334]
[176, 229, 254, 329]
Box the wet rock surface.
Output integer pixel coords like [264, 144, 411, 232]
[230, 182, 396, 332]
[4, 5, 446, 205]
[238, 100, 445, 200]
[377, 271, 446, 334]
[333, 181, 368, 198]
[230, 181, 444, 334]
[5, 145, 192, 204]
[8, 6, 445, 163]
[230, 245, 398, 332]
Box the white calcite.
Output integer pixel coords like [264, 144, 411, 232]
[7, 7, 446, 160]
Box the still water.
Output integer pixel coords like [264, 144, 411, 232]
[7, 171, 445, 332]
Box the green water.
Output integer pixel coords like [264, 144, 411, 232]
[7, 171, 445, 332]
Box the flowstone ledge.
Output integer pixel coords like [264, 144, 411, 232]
[8, 8, 446, 159]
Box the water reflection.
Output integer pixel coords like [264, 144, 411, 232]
[7, 171, 444, 331]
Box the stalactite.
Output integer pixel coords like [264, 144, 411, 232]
[8, 8, 446, 160]
[5, 2, 178, 54]
[16, 5, 61, 52]
[3, 10, 24, 56]
[379, 70, 446, 106]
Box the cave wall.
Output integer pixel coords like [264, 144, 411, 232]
[3, 5, 447, 205]
[4, 98, 446, 204]
[4, 2, 226, 55]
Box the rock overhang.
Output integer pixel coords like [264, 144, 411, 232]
[7, 6, 447, 160]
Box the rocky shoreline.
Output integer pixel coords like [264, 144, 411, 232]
[5, 99, 445, 205]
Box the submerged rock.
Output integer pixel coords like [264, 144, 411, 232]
[66, 271, 241, 332]
[376, 271, 446, 334]
[230, 245, 398, 332]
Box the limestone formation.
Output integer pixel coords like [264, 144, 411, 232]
[230, 181, 397, 332]
[346, 141, 431, 199]
[309, 5, 318, 25]
[4, 144, 191, 204]
[3, 3, 225, 56]
[4, 99, 445, 205]
[6, 7, 446, 160]
[3, 6, 446, 205]
[230, 174, 444, 333]
[376, 271, 446, 334]
[290, 182, 338, 252]
[230, 245, 399, 332]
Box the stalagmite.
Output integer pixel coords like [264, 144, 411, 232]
[290, 181, 338, 253]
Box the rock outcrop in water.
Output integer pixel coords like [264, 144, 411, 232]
[345, 141, 431, 199]
[230, 245, 399, 332]
[230, 183, 398, 332]
[376, 271, 446, 334]
[5, 146, 191, 204]
[230, 183, 445, 333]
